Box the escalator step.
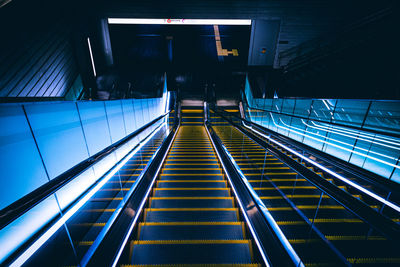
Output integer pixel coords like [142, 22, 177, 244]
[144, 208, 239, 222]
[153, 188, 230, 197]
[138, 222, 245, 240]
[157, 181, 227, 188]
[159, 175, 224, 181]
[129, 240, 253, 265]
[150, 197, 234, 208]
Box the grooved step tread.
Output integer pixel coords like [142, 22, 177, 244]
[121, 264, 261, 267]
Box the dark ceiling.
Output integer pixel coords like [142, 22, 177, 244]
[0, 0, 397, 100]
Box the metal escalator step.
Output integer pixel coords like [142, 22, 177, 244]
[157, 181, 227, 188]
[144, 208, 239, 222]
[149, 197, 234, 208]
[153, 188, 230, 197]
[159, 175, 224, 181]
[129, 240, 253, 265]
[122, 263, 261, 267]
[138, 222, 245, 240]
[162, 169, 223, 174]
[160, 173, 223, 177]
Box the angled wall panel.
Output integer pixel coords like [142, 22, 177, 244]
[0, 105, 49, 210]
[24, 102, 89, 179]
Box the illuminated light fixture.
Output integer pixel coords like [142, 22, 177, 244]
[274, 116, 399, 163]
[107, 18, 252, 25]
[242, 122, 400, 214]
[87, 38, 97, 77]
[111, 123, 179, 267]
[205, 125, 303, 267]
[310, 121, 400, 146]
[9, 121, 167, 267]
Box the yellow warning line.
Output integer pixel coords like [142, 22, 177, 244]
[145, 208, 237, 211]
[150, 197, 233, 200]
[131, 239, 250, 245]
[140, 222, 241, 226]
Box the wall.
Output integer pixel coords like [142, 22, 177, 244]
[0, 96, 167, 263]
[0, 0, 85, 99]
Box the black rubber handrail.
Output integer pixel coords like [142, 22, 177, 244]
[212, 108, 400, 240]
[0, 112, 171, 230]
[215, 106, 400, 195]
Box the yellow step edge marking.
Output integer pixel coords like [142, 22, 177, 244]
[241, 167, 290, 170]
[157, 180, 226, 183]
[130, 239, 250, 245]
[122, 264, 261, 267]
[162, 168, 222, 171]
[154, 188, 229, 190]
[165, 159, 218, 161]
[150, 197, 233, 200]
[79, 241, 94, 246]
[91, 197, 123, 201]
[254, 186, 316, 190]
[347, 258, 400, 264]
[160, 173, 223, 176]
[260, 195, 330, 199]
[167, 155, 216, 158]
[326, 235, 385, 241]
[249, 179, 306, 182]
[140, 222, 242, 226]
[145, 208, 237, 211]
[181, 110, 203, 113]
[164, 163, 220, 166]
[245, 172, 297, 176]
[181, 116, 204, 118]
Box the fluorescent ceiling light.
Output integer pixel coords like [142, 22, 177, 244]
[87, 38, 96, 77]
[108, 18, 251, 25]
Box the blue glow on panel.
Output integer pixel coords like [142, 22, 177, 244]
[133, 99, 144, 130]
[0, 195, 60, 265]
[24, 102, 89, 179]
[324, 132, 355, 162]
[0, 105, 49, 210]
[55, 167, 96, 210]
[104, 100, 126, 143]
[77, 101, 112, 156]
[121, 99, 136, 135]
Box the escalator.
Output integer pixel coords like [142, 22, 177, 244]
[210, 118, 400, 266]
[117, 106, 261, 266]
[237, 106, 400, 221]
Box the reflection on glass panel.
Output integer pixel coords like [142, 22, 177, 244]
[332, 99, 369, 127]
[324, 132, 355, 162]
[293, 99, 313, 117]
[309, 99, 335, 122]
[364, 101, 400, 134]
[281, 99, 296, 115]
[23, 224, 78, 266]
